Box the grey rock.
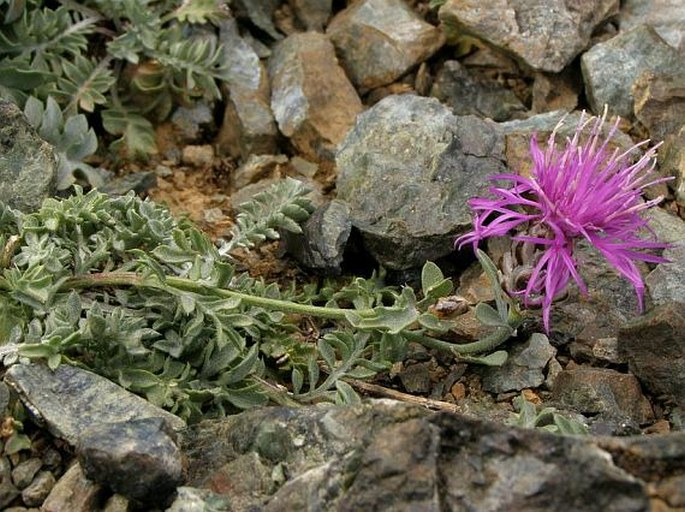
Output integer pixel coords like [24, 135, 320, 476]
[0, 100, 57, 212]
[77, 417, 184, 505]
[282, 199, 351, 274]
[166, 486, 232, 512]
[231, 0, 281, 40]
[439, 0, 618, 72]
[11, 458, 42, 489]
[618, 302, 685, 407]
[3, 363, 185, 446]
[633, 70, 685, 141]
[0, 381, 10, 414]
[41, 463, 104, 512]
[431, 60, 526, 121]
[21, 470, 55, 507]
[658, 126, 685, 208]
[531, 70, 580, 114]
[327, 0, 444, 91]
[288, 0, 331, 32]
[620, 0, 685, 52]
[581, 25, 685, 119]
[100, 171, 157, 196]
[552, 368, 654, 433]
[336, 94, 506, 269]
[481, 333, 556, 394]
[171, 102, 215, 144]
[181, 400, 666, 511]
[647, 242, 685, 306]
[217, 19, 278, 160]
[0, 480, 20, 509]
[398, 362, 432, 394]
[268, 32, 363, 161]
[231, 153, 288, 190]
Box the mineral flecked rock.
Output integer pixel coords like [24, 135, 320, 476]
[217, 19, 278, 160]
[0, 100, 57, 212]
[336, 94, 506, 269]
[268, 32, 363, 161]
[619, 0, 685, 52]
[581, 25, 685, 119]
[632, 70, 685, 141]
[327, 0, 444, 91]
[439, 0, 619, 72]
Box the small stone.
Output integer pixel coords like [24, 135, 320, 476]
[632, 71, 685, 141]
[647, 242, 685, 306]
[290, 156, 318, 179]
[450, 382, 466, 401]
[282, 199, 352, 275]
[231, 0, 281, 40]
[581, 25, 685, 118]
[398, 362, 432, 394]
[0, 480, 20, 509]
[3, 363, 185, 447]
[481, 333, 556, 394]
[231, 153, 288, 190]
[552, 368, 654, 426]
[77, 417, 184, 505]
[100, 171, 157, 196]
[181, 144, 215, 167]
[0, 100, 57, 212]
[171, 102, 215, 144]
[652, 475, 685, 507]
[431, 60, 525, 121]
[20, 470, 55, 507]
[657, 126, 685, 208]
[216, 19, 278, 160]
[287, 0, 331, 31]
[327, 0, 444, 91]
[619, 0, 685, 52]
[531, 71, 580, 114]
[268, 32, 362, 161]
[618, 302, 685, 406]
[457, 262, 495, 304]
[0, 382, 10, 414]
[41, 463, 104, 512]
[11, 458, 42, 489]
[167, 486, 232, 512]
[439, 0, 618, 72]
[0, 456, 12, 481]
[101, 494, 129, 512]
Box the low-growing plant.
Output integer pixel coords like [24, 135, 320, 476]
[0, 178, 518, 422]
[0, 0, 231, 185]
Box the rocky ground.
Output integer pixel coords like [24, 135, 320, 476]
[0, 0, 684, 510]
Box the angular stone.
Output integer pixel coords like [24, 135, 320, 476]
[100, 171, 157, 196]
[658, 126, 685, 208]
[288, 0, 331, 32]
[21, 470, 56, 507]
[531, 70, 580, 114]
[11, 457, 42, 489]
[618, 302, 685, 406]
[581, 25, 685, 119]
[439, 0, 618, 72]
[41, 463, 104, 512]
[327, 0, 444, 91]
[619, 0, 685, 52]
[231, 0, 281, 40]
[3, 363, 185, 446]
[552, 368, 654, 426]
[77, 417, 184, 506]
[182, 400, 659, 511]
[167, 486, 232, 512]
[0, 100, 57, 212]
[170, 102, 215, 144]
[282, 199, 351, 274]
[217, 19, 278, 160]
[181, 144, 215, 167]
[481, 333, 556, 394]
[268, 32, 363, 161]
[430, 60, 526, 121]
[632, 71, 685, 141]
[0, 480, 20, 509]
[231, 154, 288, 190]
[646, 242, 685, 306]
[336, 94, 506, 269]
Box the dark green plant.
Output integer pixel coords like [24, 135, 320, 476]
[0, 179, 522, 421]
[0, 0, 230, 179]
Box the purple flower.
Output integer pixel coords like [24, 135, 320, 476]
[456, 111, 670, 332]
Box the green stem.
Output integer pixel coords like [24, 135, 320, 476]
[404, 326, 513, 355]
[48, 272, 376, 321]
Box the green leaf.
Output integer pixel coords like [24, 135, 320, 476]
[474, 302, 507, 327]
[4, 432, 32, 455]
[216, 344, 260, 385]
[458, 350, 508, 366]
[172, 0, 227, 24]
[335, 380, 360, 405]
[102, 107, 157, 160]
[421, 261, 444, 294]
[291, 367, 304, 395]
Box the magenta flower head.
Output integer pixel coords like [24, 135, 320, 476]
[456, 110, 671, 332]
